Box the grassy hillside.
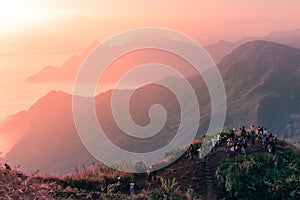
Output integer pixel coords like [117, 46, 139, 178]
[1, 134, 299, 200]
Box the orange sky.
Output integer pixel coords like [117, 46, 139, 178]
[0, 0, 300, 155]
[1, 0, 300, 56]
[0, 0, 300, 122]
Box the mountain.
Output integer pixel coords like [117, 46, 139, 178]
[0, 91, 97, 174]
[204, 37, 257, 63]
[26, 39, 199, 87]
[263, 29, 300, 48]
[2, 76, 211, 174]
[25, 38, 251, 83]
[26, 41, 99, 83]
[205, 29, 300, 63]
[3, 40, 300, 174]
[219, 40, 300, 141]
[25, 29, 300, 84]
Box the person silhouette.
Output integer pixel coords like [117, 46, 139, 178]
[188, 143, 194, 159]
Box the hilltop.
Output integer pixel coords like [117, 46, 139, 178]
[1, 136, 299, 199]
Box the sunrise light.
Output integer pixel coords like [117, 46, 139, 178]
[0, 1, 74, 32]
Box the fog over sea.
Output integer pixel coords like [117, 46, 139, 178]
[0, 53, 73, 123]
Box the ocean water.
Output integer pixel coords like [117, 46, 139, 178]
[0, 53, 73, 123]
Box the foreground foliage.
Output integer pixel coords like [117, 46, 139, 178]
[216, 141, 300, 200]
[0, 163, 187, 199]
[1, 138, 299, 199]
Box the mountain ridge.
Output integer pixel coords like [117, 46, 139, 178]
[2, 40, 300, 174]
[26, 29, 300, 83]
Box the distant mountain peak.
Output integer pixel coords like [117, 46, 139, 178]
[221, 40, 300, 66]
[39, 90, 70, 100]
[266, 29, 300, 38]
[237, 39, 297, 49]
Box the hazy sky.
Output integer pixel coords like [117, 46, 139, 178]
[1, 0, 300, 56]
[0, 0, 300, 122]
[0, 0, 300, 154]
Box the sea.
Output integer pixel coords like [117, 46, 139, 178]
[0, 52, 73, 123]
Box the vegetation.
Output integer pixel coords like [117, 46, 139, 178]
[160, 177, 180, 198]
[0, 168, 58, 199]
[216, 141, 300, 200]
[1, 134, 299, 199]
[0, 162, 134, 199]
[0, 161, 187, 199]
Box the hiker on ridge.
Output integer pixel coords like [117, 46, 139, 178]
[188, 143, 194, 159]
[240, 126, 247, 139]
[250, 125, 256, 144]
[116, 176, 122, 193]
[241, 138, 247, 155]
[129, 179, 135, 195]
[147, 166, 153, 184]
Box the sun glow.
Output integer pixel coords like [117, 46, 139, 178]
[0, 2, 74, 32]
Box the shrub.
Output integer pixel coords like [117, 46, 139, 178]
[216, 151, 300, 200]
[160, 177, 181, 198]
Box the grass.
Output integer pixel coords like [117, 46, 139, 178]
[1, 130, 299, 199]
[0, 162, 186, 199]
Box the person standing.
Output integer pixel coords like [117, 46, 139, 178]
[241, 138, 247, 155]
[197, 147, 203, 159]
[147, 166, 152, 185]
[129, 179, 135, 195]
[241, 126, 247, 139]
[188, 143, 194, 159]
[250, 125, 255, 144]
[116, 176, 121, 193]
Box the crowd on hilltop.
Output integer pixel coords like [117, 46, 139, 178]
[189, 125, 279, 160]
[222, 125, 278, 155]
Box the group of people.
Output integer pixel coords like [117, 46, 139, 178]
[190, 125, 278, 160]
[193, 134, 220, 160]
[125, 125, 278, 195]
[115, 176, 135, 195]
[222, 125, 278, 155]
[115, 165, 157, 195]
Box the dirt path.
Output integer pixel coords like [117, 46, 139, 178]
[137, 140, 265, 199]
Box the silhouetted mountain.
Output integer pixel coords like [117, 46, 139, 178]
[205, 29, 300, 63]
[1, 91, 97, 174]
[204, 37, 256, 63]
[3, 40, 300, 174]
[26, 29, 300, 84]
[3, 77, 211, 174]
[26, 41, 99, 83]
[220, 40, 300, 141]
[25, 38, 250, 83]
[26, 39, 200, 86]
[263, 29, 300, 48]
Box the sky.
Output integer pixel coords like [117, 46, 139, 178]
[0, 0, 300, 121]
[0, 0, 300, 156]
[1, 0, 300, 55]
